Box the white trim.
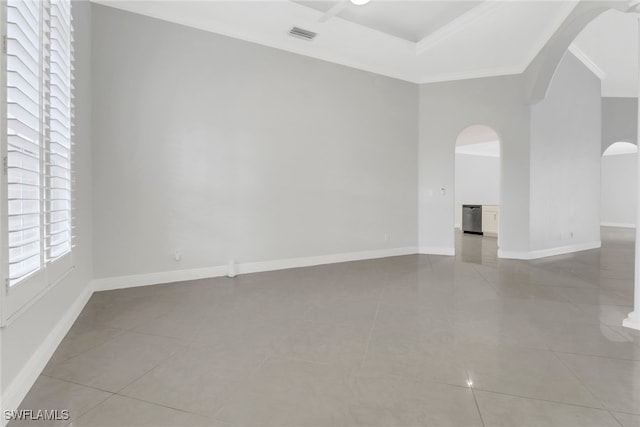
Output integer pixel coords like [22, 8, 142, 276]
[237, 247, 418, 275]
[415, 1, 506, 55]
[318, 1, 348, 23]
[567, 44, 606, 80]
[623, 311, 640, 331]
[89, 1, 580, 88]
[418, 65, 522, 85]
[2, 266, 75, 327]
[1, 245, 419, 419]
[498, 241, 601, 260]
[600, 222, 636, 229]
[93, 266, 229, 292]
[93, 246, 419, 292]
[517, 1, 580, 74]
[90, 0, 420, 84]
[418, 246, 456, 256]
[1, 281, 95, 422]
[497, 249, 531, 260]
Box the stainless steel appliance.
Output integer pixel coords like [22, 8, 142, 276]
[462, 205, 483, 235]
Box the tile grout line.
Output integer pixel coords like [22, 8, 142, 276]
[357, 275, 385, 370]
[549, 349, 610, 412]
[466, 377, 486, 427]
[550, 345, 640, 362]
[21, 235, 639, 426]
[40, 374, 117, 395]
[108, 343, 186, 398]
[602, 322, 640, 342]
[30, 376, 114, 427]
[115, 326, 197, 345]
[469, 387, 620, 413]
[199, 324, 285, 421]
[611, 412, 627, 427]
[62, 394, 120, 427]
[611, 408, 640, 418]
[43, 327, 129, 371]
[108, 392, 219, 420]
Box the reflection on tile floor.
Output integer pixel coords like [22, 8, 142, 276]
[9, 227, 640, 426]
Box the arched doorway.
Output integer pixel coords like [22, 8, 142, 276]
[601, 141, 637, 228]
[454, 125, 501, 264]
[561, 4, 639, 331]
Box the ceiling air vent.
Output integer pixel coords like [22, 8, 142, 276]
[289, 27, 317, 41]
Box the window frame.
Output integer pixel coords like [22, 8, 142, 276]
[0, 0, 75, 327]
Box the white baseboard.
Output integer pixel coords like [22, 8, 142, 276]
[498, 241, 601, 260]
[93, 246, 419, 292]
[238, 246, 418, 275]
[1, 245, 419, 419]
[418, 246, 455, 256]
[1, 282, 95, 422]
[93, 265, 229, 292]
[497, 250, 530, 260]
[601, 222, 636, 229]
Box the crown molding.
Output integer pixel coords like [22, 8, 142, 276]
[415, 1, 506, 55]
[91, 0, 580, 88]
[567, 43, 607, 79]
[419, 65, 523, 85]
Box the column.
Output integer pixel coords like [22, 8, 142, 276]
[623, 13, 640, 330]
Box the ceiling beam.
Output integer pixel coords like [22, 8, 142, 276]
[415, 1, 506, 55]
[318, 1, 349, 23]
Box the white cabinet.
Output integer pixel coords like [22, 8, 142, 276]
[482, 205, 499, 236]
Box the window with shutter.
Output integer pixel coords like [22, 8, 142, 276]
[1, 0, 74, 324]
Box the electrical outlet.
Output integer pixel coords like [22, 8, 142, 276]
[174, 249, 182, 262]
[383, 233, 390, 242]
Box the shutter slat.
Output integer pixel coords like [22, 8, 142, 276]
[7, 5, 39, 37]
[46, 0, 73, 264]
[8, 86, 39, 114]
[8, 68, 40, 98]
[6, 0, 73, 288]
[6, 0, 43, 287]
[8, 119, 39, 142]
[7, 37, 39, 69]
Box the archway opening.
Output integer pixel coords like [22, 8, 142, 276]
[567, 7, 639, 330]
[454, 125, 501, 264]
[601, 141, 637, 230]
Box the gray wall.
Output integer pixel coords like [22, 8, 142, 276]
[601, 152, 637, 227]
[530, 52, 602, 251]
[91, 5, 419, 278]
[602, 97, 637, 151]
[419, 75, 531, 255]
[1, 0, 93, 398]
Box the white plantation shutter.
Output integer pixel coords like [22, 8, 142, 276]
[2, 0, 73, 321]
[6, 0, 43, 287]
[47, 0, 73, 261]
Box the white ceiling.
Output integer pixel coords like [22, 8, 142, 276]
[571, 9, 638, 98]
[455, 140, 500, 157]
[293, 1, 484, 42]
[92, 1, 638, 95]
[93, 0, 579, 84]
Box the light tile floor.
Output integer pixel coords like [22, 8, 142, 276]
[9, 228, 640, 426]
